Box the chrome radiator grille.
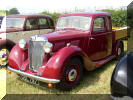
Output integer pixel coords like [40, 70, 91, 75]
[29, 39, 45, 72]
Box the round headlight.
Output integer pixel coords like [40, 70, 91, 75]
[43, 42, 53, 53]
[19, 39, 27, 49]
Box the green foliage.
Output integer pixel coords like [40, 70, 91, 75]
[0, 8, 20, 16]
[7, 8, 20, 15]
[41, 11, 61, 25]
[100, 9, 127, 27]
[127, 8, 133, 29]
[0, 10, 6, 16]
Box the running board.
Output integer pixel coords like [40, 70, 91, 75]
[94, 55, 116, 67]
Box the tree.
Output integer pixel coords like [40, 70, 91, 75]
[7, 8, 20, 15]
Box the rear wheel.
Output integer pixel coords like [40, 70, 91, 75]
[0, 47, 10, 67]
[116, 42, 124, 60]
[56, 58, 83, 91]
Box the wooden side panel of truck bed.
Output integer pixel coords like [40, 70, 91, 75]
[112, 27, 128, 41]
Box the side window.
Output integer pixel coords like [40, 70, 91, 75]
[0, 18, 2, 25]
[47, 18, 54, 29]
[26, 18, 38, 30]
[106, 17, 111, 32]
[38, 18, 49, 29]
[93, 17, 105, 32]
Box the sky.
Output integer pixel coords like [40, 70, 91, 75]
[0, 0, 132, 14]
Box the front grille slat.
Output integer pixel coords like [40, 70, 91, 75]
[29, 39, 45, 72]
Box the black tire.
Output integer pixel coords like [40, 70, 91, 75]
[116, 42, 124, 60]
[56, 58, 83, 91]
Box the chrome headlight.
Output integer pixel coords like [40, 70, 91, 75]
[43, 42, 53, 53]
[19, 39, 27, 49]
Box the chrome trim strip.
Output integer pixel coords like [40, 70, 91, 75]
[8, 66, 60, 84]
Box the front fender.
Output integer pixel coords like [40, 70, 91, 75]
[8, 44, 28, 69]
[39, 45, 96, 80]
[38, 46, 82, 79]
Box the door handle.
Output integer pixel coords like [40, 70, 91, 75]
[90, 37, 95, 40]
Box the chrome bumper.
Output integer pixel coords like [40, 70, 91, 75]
[8, 66, 60, 84]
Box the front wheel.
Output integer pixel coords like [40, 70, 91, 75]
[56, 58, 83, 91]
[0, 47, 10, 67]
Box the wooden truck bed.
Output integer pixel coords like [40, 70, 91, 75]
[112, 27, 129, 41]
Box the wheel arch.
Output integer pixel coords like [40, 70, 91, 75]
[0, 39, 16, 50]
[40, 45, 96, 80]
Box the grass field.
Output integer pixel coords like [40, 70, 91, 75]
[0, 35, 132, 100]
[0, 68, 6, 100]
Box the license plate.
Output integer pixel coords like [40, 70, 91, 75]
[20, 76, 40, 85]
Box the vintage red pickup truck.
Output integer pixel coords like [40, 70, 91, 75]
[8, 12, 129, 90]
[0, 14, 54, 66]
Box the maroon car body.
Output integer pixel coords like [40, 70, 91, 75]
[0, 14, 54, 66]
[8, 12, 127, 90]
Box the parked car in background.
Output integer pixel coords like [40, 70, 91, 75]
[8, 12, 129, 90]
[0, 16, 4, 28]
[110, 52, 133, 100]
[0, 14, 54, 66]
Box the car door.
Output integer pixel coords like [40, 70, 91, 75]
[87, 16, 108, 61]
[106, 16, 113, 56]
[20, 17, 40, 41]
[38, 17, 54, 35]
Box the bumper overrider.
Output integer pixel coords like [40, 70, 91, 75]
[8, 66, 60, 84]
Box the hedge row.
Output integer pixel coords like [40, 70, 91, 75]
[100, 9, 127, 27]
[41, 11, 61, 25]
[0, 10, 6, 16]
[42, 9, 127, 27]
[127, 8, 133, 29]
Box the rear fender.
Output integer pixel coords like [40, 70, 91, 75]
[39, 46, 96, 80]
[113, 40, 123, 55]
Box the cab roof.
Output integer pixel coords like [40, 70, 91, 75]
[60, 11, 110, 18]
[6, 14, 51, 19]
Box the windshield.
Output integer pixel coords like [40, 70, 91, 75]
[6, 18, 25, 28]
[56, 16, 92, 31]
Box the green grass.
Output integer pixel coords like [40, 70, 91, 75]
[0, 68, 6, 100]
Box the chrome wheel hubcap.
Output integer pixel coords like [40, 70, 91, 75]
[68, 69, 77, 81]
[118, 48, 121, 56]
[0, 49, 9, 66]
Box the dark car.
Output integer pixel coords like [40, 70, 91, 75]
[110, 52, 133, 100]
[0, 16, 4, 28]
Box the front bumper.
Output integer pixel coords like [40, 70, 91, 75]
[8, 66, 60, 84]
